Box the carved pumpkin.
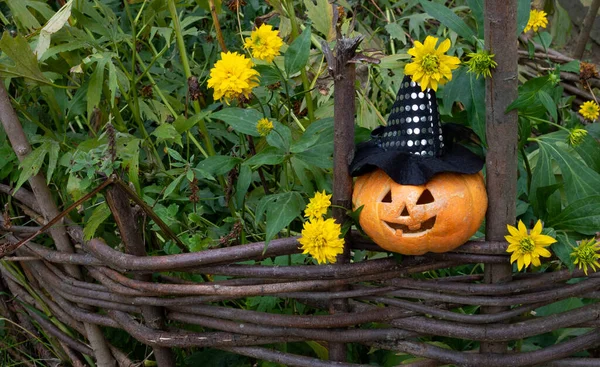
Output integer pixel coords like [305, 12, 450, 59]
[353, 169, 487, 255]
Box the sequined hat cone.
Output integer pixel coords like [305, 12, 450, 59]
[349, 76, 484, 185]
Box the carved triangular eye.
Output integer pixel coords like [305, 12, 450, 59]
[416, 189, 434, 205]
[382, 189, 392, 203]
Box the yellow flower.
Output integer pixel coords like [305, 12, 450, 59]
[404, 36, 460, 91]
[299, 218, 345, 264]
[524, 9, 548, 33]
[207, 51, 259, 104]
[304, 191, 332, 220]
[571, 238, 600, 275]
[244, 24, 284, 63]
[505, 220, 556, 271]
[579, 101, 599, 121]
[256, 118, 274, 136]
[465, 50, 497, 79]
[567, 128, 588, 147]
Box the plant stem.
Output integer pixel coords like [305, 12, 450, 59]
[208, 0, 228, 52]
[284, 0, 315, 122]
[168, 0, 216, 157]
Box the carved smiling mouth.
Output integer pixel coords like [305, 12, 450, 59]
[384, 216, 437, 237]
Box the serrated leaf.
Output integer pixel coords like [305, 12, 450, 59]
[548, 196, 600, 235]
[5, 1, 43, 31]
[304, 0, 334, 41]
[285, 26, 311, 76]
[538, 139, 600, 204]
[265, 192, 304, 245]
[0, 32, 49, 84]
[151, 124, 182, 146]
[420, 0, 475, 42]
[83, 202, 111, 240]
[86, 55, 109, 119]
[385, 23, 407, 45]
[211, 108, 263, 136]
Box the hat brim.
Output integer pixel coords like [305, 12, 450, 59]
[349, 141, 484, 185]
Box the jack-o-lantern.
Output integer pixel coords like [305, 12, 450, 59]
[349, 75, 487, 255]
[353, 169, 487, 255]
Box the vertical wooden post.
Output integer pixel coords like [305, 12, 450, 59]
[326, 35, 362, 362]
[573, 0, 600, 59]
[482, 0, 518, 354]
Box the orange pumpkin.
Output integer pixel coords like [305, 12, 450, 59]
[353, 169, 487, 255]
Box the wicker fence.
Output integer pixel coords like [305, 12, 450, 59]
[1, 1, 599, 366]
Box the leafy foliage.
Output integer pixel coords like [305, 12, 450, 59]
[0, 0, 598, 364]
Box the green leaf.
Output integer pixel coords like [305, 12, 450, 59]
[574, 134, 600, 173]
[121, 139, 141, 195]
[506, 76, 551, 112]
[14, 142, 51, 192]
[211, 108, 263, 137]
[196, 155, 241, 176]
[266, 121, 291, 151]
[442, 68, 486, 144]
[468, 72, 486, 145]
[538, 90, 557, 122]
[305, 341, 329, 360]
[86, 55, 109, 119]
[420, 0, 476, 42]
[466, 0, 484, 38]
[551, 233, 576, 271]
[46, 139, 59, 184]
[265, 192, 304, 244]
[163, 174, 184, 199]
[151, 124, 182, 146]
[244, 147, 286, 167]
[560, 60, 580, 74]
[235, 164, 252, 209]
[304, 0, 334, 41]
[517, 0, 532, 35]
[538, 139, 600, 204]
[285, 26, 311, 76]
[385, 23, 407, 45]
[535, 297, 583, 317]
[0, 32, 49, 84]
[255, 64, 282, 86]
[548, 196, 600, 235]
[83, 203, 111, 240]
[173, 111, 210, 134]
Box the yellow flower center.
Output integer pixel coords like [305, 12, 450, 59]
[421, 54, 439, 74]
[519, 237, 535, 253]
[313, 235, 326, 248]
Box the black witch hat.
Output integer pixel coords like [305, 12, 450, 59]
[349, 76, 484, 185]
